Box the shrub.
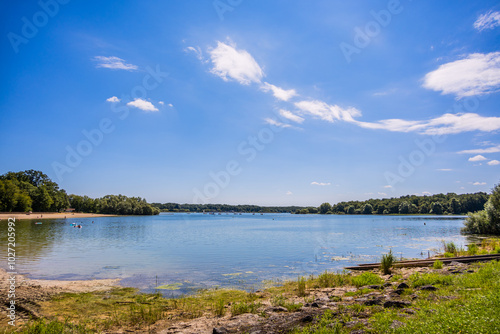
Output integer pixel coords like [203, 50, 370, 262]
[463, 182, 500, 235]
[443, 241, 457, 255]
[380, 249, 396, 275]
[351, 272, 383, 287]
[433, 260, 443, 269]
[297, 276, 306, 297]
[467, 244, 478, 255]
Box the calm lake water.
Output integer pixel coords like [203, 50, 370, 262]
[0, 213, 474, 295]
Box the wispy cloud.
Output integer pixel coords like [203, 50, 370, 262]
[279, 109, 304, 124]
[185, 46, 207, 62]
[473, 182, 486, 186]
[422, 191, 432, 195]
[488, 160, 500, 166]
[468, 155, 487, 162]
[106, 96, 120, 103]
[295, 100, 361, 123]
[311, 182, 331, 186]
[458, 144, 500, 154]
[260, 82, 297, 101]
[474, 10, 500, 31]
[93, 56, 138, 71]
[208, 40, 264, 85]
[264, 118, 291, 128]
[384, 185, 393, 189]
[378, 192, 387, 196]
[354, 113, 500, 135]
[422, 52, 500, 98]
[437, 169, 453, 171]
[126, 98, 159, 112]
[286, 191, 293, 195]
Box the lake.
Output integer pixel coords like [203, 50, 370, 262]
[0, 213, 474, 295]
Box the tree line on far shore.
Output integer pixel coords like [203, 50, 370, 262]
[306, 192, 488, 215]
[0, 170, 159, 216]
[151, 203, 303, 213]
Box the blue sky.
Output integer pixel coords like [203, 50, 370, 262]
[1, 0, 500, 206]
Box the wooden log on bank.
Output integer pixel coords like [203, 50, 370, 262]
[344, 253, 500, 271]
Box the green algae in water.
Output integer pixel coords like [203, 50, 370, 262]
[156, 283, 182, 290]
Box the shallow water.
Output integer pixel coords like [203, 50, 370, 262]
[0, 213, 474, 295]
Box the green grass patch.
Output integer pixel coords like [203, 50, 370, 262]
[432, 259, 443, 269]
[351, 272, 384, 288]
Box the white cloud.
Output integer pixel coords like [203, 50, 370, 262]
[383, 185, 393, 188]
[295, 100, 361, 123]
[422, 52, 500, 98]
[126, 98, 159, 112]
[311, 182, 331, 186]
[264, 118, 291, 128]
[158, 101, 164, 105]
[106, 96, 120, 103]
[473, 182, 487, 186]
[185, 46, 206, 62]
[378, 192, 387, 196]
[93, 56, 138, 71]
[354, 113, 500, 135]
[279, 109, 304, 124]
[468, 155, 487, 162]
[458, 144, 500, 154]
[168, 103, 174, 107]
[474, 11, 500, 31]
[437, 169, 453, 171]
[260, 82, 297, 101]
[286, 191, 293, 195]
[422, 191, 432, 195]
[208, 40, 264, 85]
[488, 160, 500, 166]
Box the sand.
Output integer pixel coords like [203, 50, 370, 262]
[0, 212, 116, 221]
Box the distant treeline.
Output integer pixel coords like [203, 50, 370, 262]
[69, 194, 160, 216]
[0, 170, 159, 215]
[308, 192, 489, 215]
[153, 192, 488, 215]
[151, 203, 304, 213]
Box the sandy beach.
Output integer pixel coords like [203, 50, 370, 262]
[0, 212, 117, 221]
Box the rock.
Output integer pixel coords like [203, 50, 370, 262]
[397, 282, 409, 289]
[450, 270, 462, 274]
[383, 300, 411, 308]
[213, 327, 229, 334]
[301, 315, 314, 323]
[363, 298, 382, 306]
[402, 308, 416, 314]
[419, 285, 437, 291]
[392, 289, 405, 295]
[383, 282, 392, 288]
[368, 284, 383, 290]
[311, 302, 320, 308]
[266, 306, 288, 313]
[390, 320, 405, 329]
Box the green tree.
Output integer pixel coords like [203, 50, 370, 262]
[399, 201, 410, 214]
[346, 206, 355, 214]
[449, 198, 461, 215]
[319, 202, 332, 214]
[430, 202, 443, 215]
[32, 186, 54, 212]
[463, 183, 500, 235]
[362, 204, 373, 214]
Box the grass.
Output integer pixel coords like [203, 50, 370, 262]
[231, 301, 262, 316]
[297, 276, 307, 297]
[432, 259, 443, 269]
[442, 240, 457, 255]
[293, 260, 500, 334]
[351, 272, 384, 288]
[271, 294, 303, 312]
[380, 249, 396, 274]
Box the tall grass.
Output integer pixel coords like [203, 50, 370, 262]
[351, 272, 383, 287]
[380, 249, 396, 274]
[442, 240, 457, 255]
[297, 276, 306, 297]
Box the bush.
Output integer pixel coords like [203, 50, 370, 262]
[380, 249, 396, 274]
[467, 244, 478, 255]
[442, 241, 457, 255]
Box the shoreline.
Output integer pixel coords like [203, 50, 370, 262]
[0, 212, 118, 221]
